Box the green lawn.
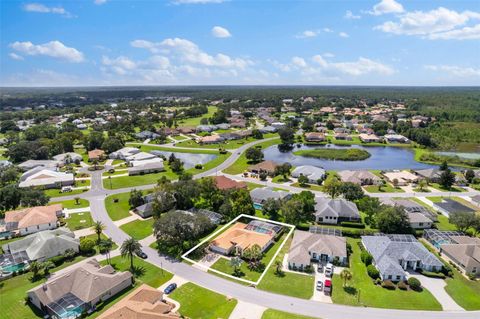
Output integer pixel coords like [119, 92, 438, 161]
[50, 198, 89, 209]
[170, 282, 238, 319]
[103, 169, 178, 189]
[223, 138, 281, 174]
[102, 168, 129, 177]
[101, 255, 173, 288]
[427, 196, 444, 203]
[364, 184, 405, 193]
[331, 238, 442, 310]
[127, 142, 219, 154]
[66, 212, 93, 231]
[257, 237, 315, 299]
[176, 105, 217, 127]
[293, 148, 370, 161]
[105, 192, 132, 221]
[262, 309, 318, 319]
[176, 134, 277, 150]
[119, 218, 155, 240]
[291, 182, 324, 191]
[430, 183, 466, 193]
[185, 153, 230, 175]
[435, 214, 457, 231]
[44, 188, 87, 198]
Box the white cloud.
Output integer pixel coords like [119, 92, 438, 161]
[425, 65, 480, 77]
[345, 10, 361, 19]
[322, 52, 335, 58]
[23, 3, 71, 17]
[292, 56, 307, 68]
[339, 32, 349, 38]
[172, 0, 225, 4]
[370, 0, 404, 16]
[295, 30, 319, 38]
[9, 53, 24, 60]
[332, 57, 395, 76]
[375, 7, 480, 40]
[94, 0, 108, 5]
[323, 28, 334, 33]
[211, 26, 232, 38]
[131, 37, 252, 69]
[9, 41, 84, 62]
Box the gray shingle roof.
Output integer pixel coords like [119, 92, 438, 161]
[314, 198, 360, 219]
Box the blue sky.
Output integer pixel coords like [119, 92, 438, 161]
[1, 0, 479, 86]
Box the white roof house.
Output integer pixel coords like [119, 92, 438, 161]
[109, 147, 140, 160]
[128, 158, 165, 175]
[52, 152, 83, 164]
[125, 152, 156, 165]
[18, 160, 59, 171]
[291, 165, 326, 184]
[19, 168, 74, 188]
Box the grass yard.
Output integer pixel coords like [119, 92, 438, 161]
[186, 153, 230, 175]
[103, 169, 178, 189]
[175, 134, 277, 150]
[427, 196, 444, 203]
[331, 238, 442, 310]
[66, 211, 93, 231]
[430, 183, 466, 193]
[364, 184, 405, 193]
[257, 237, 315, 299]
[435, 214, 457, 231]
[119, 218, 155, 240]
[50, 198, 89, 209]
[291, 182, 324, 191]
[177, 106, 217, 127]
[44, 188, 87, 198]
[101, 255, 173, 288]
[223, 137, 281, 174]
[170, 282, 238, 319]
[262, 309, 318, 319]
[105, 192, 132, 221]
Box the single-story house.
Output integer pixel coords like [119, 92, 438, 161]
[176, 126, 195, 134]
[18, 168, 74, 188]
[248, 160, 279, 176]
[134, 191, 175, 218]
[88, 149, 105, 161]
[304, 132, 325, 142]
[52, 152, 83, 165]
[362, 234, 443, 282]
[271, 122, 286, 129]
[334, 133, 352, 140]
[198, 135, 224, 144]
[196, 125, 217, 133]
[291, 165, 326, 184]
[213, 175, 247, 191]
[18, 159, 59, 171]
[109, 147, 140, 160]
[382, 170, 419, 186]
[125, 152, 157, 165]
[28, 259, 133, 318]
[259, 126, 277, 133]
[187, 208, 224, 224]
[380, 198, 437, 228]
[97, 284, 179, 319]
[432, 198, 476, 217]
[1, 228, 79, 262]
[413, 168, 442, 183]
[436, 234, 480, 278]
[384, 134, 410, 143]
[128, 158, 165, 176]
[287, 230, 347, 270]
[314, 198, 360, 224]
[249, 187, 291, 206]
[338, 170, 381, 185]
[2, 204, 62, 236]
[135, 130, 160, 140]
[359, 133, 381, 143]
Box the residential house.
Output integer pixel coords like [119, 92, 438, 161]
[291, 165, 326, 184]
[362, 234, 443, 282]
[196, 125, 217, 133]
[198, 135, 224, 144]
[383, 170, 419, 186]
[248, 160, 279, 176]
[109, 147, 140, 160]
[287, 230, 347, 270]
[359, 133, 381, 143]
[187, 208, 224, 225]
[125, 152, 157, 166]
[1, 228, 79, 262]
[88, 149, 105, 161]
[18, 159, 59, 171]
[314, 198, 360, 224]
[384, 134, 410, 143]
[304, 132, 326, 142]
[19, 167, 74, 188]
[97, 284, 179, 319]
[52, 152, 83, 165]
[338, 170, 381, 185]
[413, 168, 442, 183]
[176, 126, 195, 134]
[334, 133, 352, 140]
[432, 198, 476, 217]
[249, 187, 291, 206]
[271, 122, 286, 129]
[213, 175, 247, 191]
[128, 158, 165, 176]
[259, 126, 277, 133]
[135, 130, 160, 140]
[2, 204, 61, 236]
[380, 198, 436, 229]
[28, 259, 133, 318]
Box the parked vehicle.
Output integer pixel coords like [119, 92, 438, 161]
[317, 264, 323, 273]
[325, 263, 334, 277]
[316, 280, 323, 291]
[164, 283, 177, 294]
[324, 279, 332, 295]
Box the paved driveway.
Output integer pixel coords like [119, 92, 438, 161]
[408, 273, 463, 311]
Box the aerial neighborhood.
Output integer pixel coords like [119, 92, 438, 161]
[0, 86, 479, 319]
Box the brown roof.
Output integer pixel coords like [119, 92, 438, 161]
[211, 222, 274, 252]
[213, 176, 247, 190]
[248, 160, 278, 174]
[305, 132, 325, 140]
[441, 243, 480, 271]
[88, 149, 105, 159]
[5, 204, 61, 229]
[97, 284, 179, 319]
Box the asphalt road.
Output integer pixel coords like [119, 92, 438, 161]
[50, 139, 480, 319]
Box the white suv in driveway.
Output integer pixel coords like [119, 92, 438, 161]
[325, 263, 334, 277]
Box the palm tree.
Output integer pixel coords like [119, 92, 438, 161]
[121, 238, 141, 273]
[274, 260, 283, 275]
[99, 238, 114, 264]
[74, 197, 81, 205]
[340, 269, 353, 287]
[42, 261, 55, 277]
[230, 257, 243, 276]
[29, 261, 42, 280]
[418, 179, 427, 191]
[93, 221, 106, 243]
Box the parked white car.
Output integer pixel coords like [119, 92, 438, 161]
[325, 263, 334, 277]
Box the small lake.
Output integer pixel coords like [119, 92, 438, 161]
[149, 151, 217, 169]
[263, 144, 437, 171]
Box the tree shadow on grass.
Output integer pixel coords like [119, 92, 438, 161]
[344, 286, 357, 295]
[274, 271, 286, 278]
[131, 265, 146, 278]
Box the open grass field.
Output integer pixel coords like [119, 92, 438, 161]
[257, 237, 315, 299]
[176, 133, 278, 150]
[44, 188, 87, 198]
[364, 184, 405, 193]
[105, 192, 133, 221]
[119, 218, 155, 240]
[103, 169, 178, 189]
[331, 238, 442, 310]
[170, 282, 238, 319]
[262, 309, 318, 319]
[429, 183, 466, 193]
[176, 106, 217, 127]
[127, 142, 219, 154]
[223, 138, 281, 175]
[66, 211, 93, 231]
[50, 198, 89, 209]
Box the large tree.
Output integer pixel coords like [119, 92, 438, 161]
[449, 212, 477, 232]
[375, 206, 412, 234]
[439, 168, 456, 189]
[278, 127, 295, 147]
[339, 182, 364, 201]
[245, 147, 264, 163]
[323, 175, 342, 199]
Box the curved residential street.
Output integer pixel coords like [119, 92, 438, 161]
[51, 139, 480, 319]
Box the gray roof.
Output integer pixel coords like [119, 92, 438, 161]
[288, 230, 346, 266]
[249, 187, 291, 203]
[314, 198, 360, 219]
[362, 235, 443, 278]
[291, 165, 325, 181]
[2, 228, 79, 261]
[338, 170, 380, 184]
[18, 160, 59, 171]
[128, 161, 164, 174]
[414, 168, 441, 179]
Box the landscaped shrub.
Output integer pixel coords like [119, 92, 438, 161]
[338, 228, 376, 238]
[420, 270, 446, 279]
[366, 264, 379, 279]
[195, 164, 203, 169]
[340, 221, 366, 229]
[304, 264, 314, 273]
[332, 256, 341, 266]
[398, 281, 408, 290]
[381, 280, 396, 290]
[375, 278, 382, 285]
[407, 277, 421, 291]
[79, 238, 96, 254]
[50, 255, 65, 266]
[361, 251, 373, 266]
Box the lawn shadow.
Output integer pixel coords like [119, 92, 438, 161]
[344, 286, 357, 295]
[132, 265, 146, 278]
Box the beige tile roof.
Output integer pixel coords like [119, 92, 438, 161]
[211, 222, 274, 252]
[5, 204, 61, 229]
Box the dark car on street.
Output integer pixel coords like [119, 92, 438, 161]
[164, 283, 177, 294]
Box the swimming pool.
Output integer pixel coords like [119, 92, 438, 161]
[0, 262, 27, 273]
[253, 203, 263, 210]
